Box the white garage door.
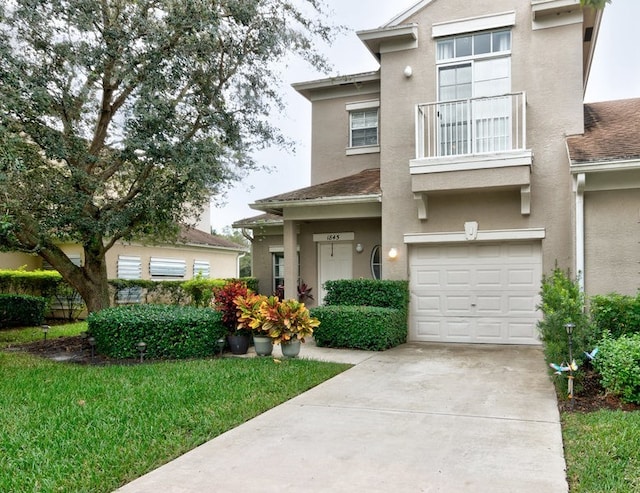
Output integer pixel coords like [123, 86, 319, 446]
[410, 242, 542, 345]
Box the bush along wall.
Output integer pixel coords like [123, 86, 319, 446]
[0, 269, 63, 297]
[594, 332, 640, 404]
[323, 279, 409, 311]
[311, 305, 407, 351]
[88, 304, 227, 359]
[313, 279, 409, 350]
[0, 294, 48, 328]
[590, 293, 640, 340]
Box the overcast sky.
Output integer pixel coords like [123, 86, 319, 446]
[210, 0, 640, 233]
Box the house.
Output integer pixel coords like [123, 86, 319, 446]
[0, 219, 247, 282]
[234, 0, 639, 345]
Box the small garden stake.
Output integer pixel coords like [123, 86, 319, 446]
[565, 323, 575, 409]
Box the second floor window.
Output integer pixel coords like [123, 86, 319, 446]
[350, 108, 378, 147]
[436, 29, 512, 156]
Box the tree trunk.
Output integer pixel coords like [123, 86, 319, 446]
[38, 236, 111, 314]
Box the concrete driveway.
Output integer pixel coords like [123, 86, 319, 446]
[115, 343, 567, 493]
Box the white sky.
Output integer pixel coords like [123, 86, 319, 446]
[210, 0, 640, 232]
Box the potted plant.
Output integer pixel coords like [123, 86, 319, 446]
[260, 296, 320, 358]
[297, 281, 314, 303]
[234, 292, 272, 356]
[212, 280, 251, 354]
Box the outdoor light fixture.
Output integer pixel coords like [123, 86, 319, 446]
[388, 247, 398, 259]
[403, 65, 413, 78]
[87, 337, 96, 361]
[137, 341, 147, 363]
[355, 243, 364, 253]
[41, 324, 50, 341]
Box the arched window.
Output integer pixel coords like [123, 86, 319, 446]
[370, 245, 381, 280]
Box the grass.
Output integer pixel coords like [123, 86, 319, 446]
[0, 321, 87, 347]
[562, 410, 640, 493]
[0, 325, 350, 492]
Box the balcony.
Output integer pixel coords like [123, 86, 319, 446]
[411, 92, 532, 219]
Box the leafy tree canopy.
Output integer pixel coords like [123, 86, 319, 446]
[581, 0, 611, 8]
[0, 0, 334, 311]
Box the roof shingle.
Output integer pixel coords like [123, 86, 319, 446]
[567, 98, 640, 163]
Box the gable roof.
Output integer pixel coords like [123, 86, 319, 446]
[249, 168, 381, 215]
[178, 225, 246, 251]
[567, 98, 640, 164]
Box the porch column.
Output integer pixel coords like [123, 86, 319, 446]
[574, 173, 585, 291]
[283, 219, 298, 300]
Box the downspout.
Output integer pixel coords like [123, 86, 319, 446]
[574, 173, 586, 291]
[236, 253, 245, 278]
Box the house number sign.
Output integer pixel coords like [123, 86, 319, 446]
[313, 232, 355, 242]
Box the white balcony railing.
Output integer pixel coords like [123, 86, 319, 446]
[415, 92, 526, 160]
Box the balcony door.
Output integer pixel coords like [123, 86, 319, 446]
[436, 27, 512, 157]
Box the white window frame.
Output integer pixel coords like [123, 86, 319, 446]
[117, 255, 143, 304]
[346, 100, 380, 155]
[149, 257, 186, 279]
[370, 245, 381, 280]
[193, 260, 210, 278]
[436, 29, 512, 156]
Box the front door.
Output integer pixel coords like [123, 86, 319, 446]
[318, 242, 353, 302]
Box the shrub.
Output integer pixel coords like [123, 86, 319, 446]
[594, 333, 640, 404]
[323, 279, 409, 311]
[0, 269, 62, 297]
[590, 293, 640, 340]
[182, 276, 225, 307]
[0, 294, 48, 328]
[87, 304, 226, 359]
[537, 268, 593, 368]
[212, 280, 249, 332]
[311, 305, 407, 351]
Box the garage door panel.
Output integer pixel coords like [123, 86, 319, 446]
[446, 269, 472, 286]
[507, 321, 538, 341]
[476, 268, 503, 287]
[415, 268, 441, 287]
[410, 242, 542, 345]
[446, 320, 473, 339]
[416, 320, 442, 338]
[415, 294, 441, 313]
[476, 296, 503, 315]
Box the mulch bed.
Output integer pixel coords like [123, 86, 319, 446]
[556, 369, 640, 413]
[6, 336, 640, 413]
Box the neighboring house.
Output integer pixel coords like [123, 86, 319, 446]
[234, 0, 636, 346]
[0, 223, 247, 282]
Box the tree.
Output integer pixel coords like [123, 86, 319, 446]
[581, 0, 610, 8]
[0, 0, 334, 312]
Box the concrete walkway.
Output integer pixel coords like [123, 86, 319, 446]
[115, 343, 567, 493]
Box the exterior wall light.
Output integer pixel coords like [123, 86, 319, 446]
[355, 243, 364, 253]
[388, 247, 398, 259]
[404, 66, 413, 78]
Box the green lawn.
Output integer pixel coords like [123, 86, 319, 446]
[0, 325, 350, 492]
[563, 410, 640, 493]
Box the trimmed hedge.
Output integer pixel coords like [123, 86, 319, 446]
[0, 269, 62, 297]
[108, 277, 259, 306]
[590, 293, 640, 339]
[87, 304, 227, 359]
[311, 305, 407, 351]
[323, 279, 409, 311]
[594, 333, 640, 404]
[0, 294, 48, 328]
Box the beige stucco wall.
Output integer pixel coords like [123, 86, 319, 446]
[310, 89, 381, 185]
[105, 243, 240, 280]
[249, 219, 381, 305]
[0, 243, 240, 280]
[0, 252, 41, 270]
[377, 0, 584, 280]
[584, 189, 640, 296]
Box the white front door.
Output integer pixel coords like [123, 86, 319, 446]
[318, 242, 353, 302]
